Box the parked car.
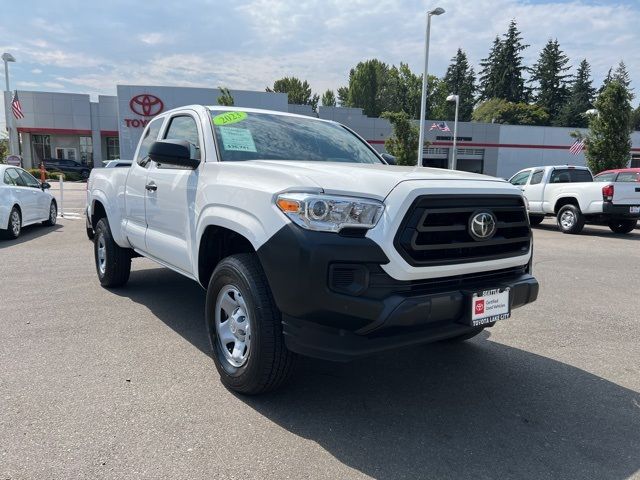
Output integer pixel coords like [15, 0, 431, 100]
[0, 165, 57, 239]
[509, 165, 640, 234]
[594, 168, 640, 183]
[42, 159, 91, 179]
[103, 160, 132, 168]
[87, 106, 538, 394]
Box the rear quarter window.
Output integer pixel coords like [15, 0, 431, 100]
[616, 172, 640, 182]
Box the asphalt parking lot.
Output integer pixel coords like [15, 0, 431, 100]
[1, 216, 639, 480]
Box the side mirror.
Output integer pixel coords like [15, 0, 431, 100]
[41, 182, 51, 190]
[380, 153, 397, 166]
[148, 140, 200, 169]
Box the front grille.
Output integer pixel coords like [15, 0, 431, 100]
[394, 195, 531, 266]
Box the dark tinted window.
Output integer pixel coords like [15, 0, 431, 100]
[18, 170, 41, 188]
[210, 110, 381, 164]
[530, 170, 544, 185]
[164, 115, 201, 160]
[7, 168, 26, 186]
[136, 117, 164, 168]
[550, 169, 592, 183]
[616, 172, 640, 182]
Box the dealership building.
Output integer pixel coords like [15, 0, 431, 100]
[4, 85, 640, 178]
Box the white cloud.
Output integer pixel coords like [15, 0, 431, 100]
[31, 68, 42, 74]
[137, 33, 170, 46]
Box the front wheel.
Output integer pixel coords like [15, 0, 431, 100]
[205, 253, 296, 395]
[42, 201, 57, 226]
[528, 215, 545, 226]
[557, 205, 585, 234]
[94, 218, 131, 287]
[1, 207, 21, 239]
[608, 219, 637, 234]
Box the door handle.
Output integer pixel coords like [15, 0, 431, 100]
[145, 182, 157, 192]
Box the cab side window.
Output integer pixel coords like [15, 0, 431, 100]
[594, 173, 616, 182]
[510, 171, 531, 186]
[550, 169, 571, 183]
[135, 117, 164, 168]
[7, 168, 26, 187]
[18, 170, 41, 188]
[160, 115, 201, 169]
[529, 170, 544, 185]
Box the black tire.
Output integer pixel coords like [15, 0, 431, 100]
[608, 219, 637, 234]
[94, 217, 131, 288]
[556, 204, 585, 234]
[1, 206, 21, 240]
[86, 227, 95, 240]
[42, 200, 57, 226]
[528, 214, 545, 226]
[206, 253, 296, 395]
[81, 170, 90, 180]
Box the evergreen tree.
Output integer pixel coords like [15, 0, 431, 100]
[440, 48, 476, 121]
[584, 80, 633, 173]
[337, 86, 350, 106]
[613, 60, 633, 98]
[381, 111, 419, 166]
[496, 20, 530, 102]
[556, 59, 596, 127]
[479, 36, 502, 100]
[217, 87, 234, 106]
[598, 67, 612, 94]
[529, 39, 571, 124]
[267, 77, 319, 111]
[321, 89, 336, 107]
[632, 105, 640, 131]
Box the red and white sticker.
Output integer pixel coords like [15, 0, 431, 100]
[471, 288, 510, 326]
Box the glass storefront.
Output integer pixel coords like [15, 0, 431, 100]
[106, 137, 120, 160]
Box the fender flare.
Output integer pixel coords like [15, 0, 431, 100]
[90, 188, 128, 246]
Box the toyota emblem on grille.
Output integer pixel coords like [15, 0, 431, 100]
[469, 211, 497, 241]
[129, 94, 164, 117]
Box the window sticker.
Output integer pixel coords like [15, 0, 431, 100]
[213, 111, 248, 126]
[219, 127, 257, 152]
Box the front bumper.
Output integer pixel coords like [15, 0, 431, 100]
[257, 224, 538, 362]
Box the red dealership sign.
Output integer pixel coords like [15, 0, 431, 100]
[125, 94, 164, 128]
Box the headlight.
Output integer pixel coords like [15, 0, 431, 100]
[276, 193, 384, 232]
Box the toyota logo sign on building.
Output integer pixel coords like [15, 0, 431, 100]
[129, 94, 164, 117]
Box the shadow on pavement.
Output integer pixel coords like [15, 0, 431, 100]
[0, 223, 63, 249]
[533, 222, 640, 240]
[116, 266, 640, 479]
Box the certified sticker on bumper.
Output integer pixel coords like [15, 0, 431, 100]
[470, 288, 511, 326]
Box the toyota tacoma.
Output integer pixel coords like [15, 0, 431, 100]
[86, 106, 539, 394]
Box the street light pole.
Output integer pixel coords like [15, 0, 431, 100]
[417, 7, 445, 167]
[2, 52, 17, 156]
[446, 94, 459, 170]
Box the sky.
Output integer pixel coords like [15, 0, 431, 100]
[1, 0, 639, 130]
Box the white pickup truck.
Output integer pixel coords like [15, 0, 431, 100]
[509, 165, 640, 234]
[87, 106, 538, 394]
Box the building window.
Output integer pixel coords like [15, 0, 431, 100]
[106, 137, 120, 160]
[31, 135, 51, 164]
[80, 136, 93, 167]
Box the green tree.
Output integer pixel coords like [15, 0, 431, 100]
[381, 111, 419, 166]
[612, 60, 633, 98]
[472, 98, 549, 125]
[380, 63, 422, 118]
[438, 48, 476, 121]
[631, 105, 640, 131]
[479, 36, 503, 100]
[556, 59, 596, 128]
[217, 87, 234, 106]
[583, 80, 633, 173]
[343, 59, 390, 117]
[267, 77, 319, 111]
[480, 21, 529, 102]
[337, 86, 350, 106]
[321, 89, 336, 107]
[598, 67, 612, 94]
[529, 39, 571, 124]
[0, 138, 8, 163]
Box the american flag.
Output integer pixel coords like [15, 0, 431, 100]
[429, 121, 451, 132]
[569, 139, 585, 155]
[11, 91, 25, 120]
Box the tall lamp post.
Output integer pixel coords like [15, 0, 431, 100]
[446, 94, 459, 170]
[2, 52, 17, 156]
[417, 7, 445, 167]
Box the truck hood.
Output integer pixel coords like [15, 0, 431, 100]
[242, 160, 507, 199]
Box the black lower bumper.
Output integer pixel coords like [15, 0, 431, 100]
[602, 202, 640, 219]
[257, 224, 538, 362]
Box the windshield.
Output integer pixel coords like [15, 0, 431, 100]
[210, 110, 382, 164]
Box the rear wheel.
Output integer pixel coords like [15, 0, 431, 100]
[94, 217, 131, 287]
[528, 215, 545, 226]
[608, 219, 637, 234]
[42, 201, 57, 226]
[205, 253, 296, 394]
[557, 204, 585, 234]
[1, 207, 21, 240]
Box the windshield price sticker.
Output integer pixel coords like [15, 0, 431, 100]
[470, 288, 510, 326]
[213, 111, 248, 126]
[219, 126, 257, 152]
